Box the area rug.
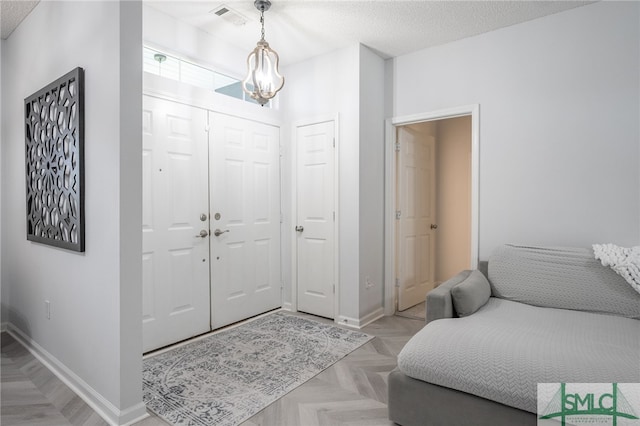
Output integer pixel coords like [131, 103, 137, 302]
[395, 301, 426, 320]
[142, 311, 373, 426]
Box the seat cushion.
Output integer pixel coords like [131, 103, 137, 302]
[397, 298, 640, 413]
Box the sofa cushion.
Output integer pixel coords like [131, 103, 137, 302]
[397, 297, 640, 413]
[488, 244, 640, 319]
[451, 270, 491, 316]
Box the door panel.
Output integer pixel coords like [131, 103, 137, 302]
[210, 112, 281, 329]
[142, 96, 210, 352]
[296, 121, 335, 319]
[397, 127, 436, 311]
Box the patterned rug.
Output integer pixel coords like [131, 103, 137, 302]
[142, 311, 373, 426]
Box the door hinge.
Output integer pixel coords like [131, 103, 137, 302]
[333, 284, 335, 294]
[333, 211, 335, 222]
[333, 138, 336, 148]
[395, 278, 400, 288]
[395, 142, 400, 152]
[280, 212, 284, 224]
[205, 125, 210, 133]
[395, 210, 401, 220]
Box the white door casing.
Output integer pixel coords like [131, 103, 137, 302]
[142, 96, 211, 352]
[209, 112, 282, 329]
[397, 127, 436, 311]
[384, 105, 480, 316]
[295, 121, 335, 319]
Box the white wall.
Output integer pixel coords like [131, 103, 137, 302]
[389, 1, 640, 258]
[282, 45, 361, 322]
[1, 2, 144, 424]
[283, 44, 386, 325]
[143, 5, 247, 80]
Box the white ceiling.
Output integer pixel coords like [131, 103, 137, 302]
[0, 0, 39, 40]
[2, 1, 592, 65]
[145, 1, 592, 66]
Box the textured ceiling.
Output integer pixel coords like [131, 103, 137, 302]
[1, 0, 39, 40]
[145, 1, 592, 65]
[1, 1, 591, 64]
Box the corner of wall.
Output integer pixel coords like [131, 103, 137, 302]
[357, 43, 386, 320]
[0, 37, 5, 326]
[384, 58, 395, 119]
[118, 1, 146, 423]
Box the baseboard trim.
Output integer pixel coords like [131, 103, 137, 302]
[120, 404, 150, 426]
[337, 307, 384, 329]
[359, 307, 385, 328]
[6, 324, 148, 426]
[282, 302, 294, 312]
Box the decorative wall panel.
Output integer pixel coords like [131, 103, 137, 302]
[25, 67, 85, 252]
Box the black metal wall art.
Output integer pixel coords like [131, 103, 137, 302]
[25, 67, 85, 252]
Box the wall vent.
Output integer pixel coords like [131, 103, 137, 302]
[210, 5, 248, 26]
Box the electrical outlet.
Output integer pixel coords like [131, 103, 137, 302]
[365, 277, 374, 289]
[45, 300, 51, 319]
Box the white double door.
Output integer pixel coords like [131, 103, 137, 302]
[142, 96, 281, 352]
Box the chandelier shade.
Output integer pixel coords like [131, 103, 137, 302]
[242, 0, 284, 106]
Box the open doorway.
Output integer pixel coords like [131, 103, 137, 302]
[384, 105, 479, 317]
[395, 117, 472, 314]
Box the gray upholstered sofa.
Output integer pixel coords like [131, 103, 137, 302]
[389, 244, 640, 426]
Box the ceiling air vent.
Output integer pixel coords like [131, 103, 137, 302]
[210, 5, 248, 26]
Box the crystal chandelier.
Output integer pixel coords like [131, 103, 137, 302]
[242, 0, 284, 106]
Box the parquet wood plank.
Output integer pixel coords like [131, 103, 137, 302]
[1, 314, 423, 426]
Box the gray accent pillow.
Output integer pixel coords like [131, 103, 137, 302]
[451, 270, 491, 316]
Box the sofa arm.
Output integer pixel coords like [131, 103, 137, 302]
[426, 270, 471, 324]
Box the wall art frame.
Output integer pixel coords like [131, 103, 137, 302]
[24, 67, 85, 252]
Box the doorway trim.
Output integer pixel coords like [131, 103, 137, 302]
[384, 105, 480, 316]
[289, 114, 340, 321]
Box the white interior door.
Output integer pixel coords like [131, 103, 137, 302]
[296, 121, 335, 319]
[397, 127, 436, 311]
[210, 112, 281, 329]
[142, 96, 211, 352]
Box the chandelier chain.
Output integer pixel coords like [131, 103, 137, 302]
[260, 11, 265, 41]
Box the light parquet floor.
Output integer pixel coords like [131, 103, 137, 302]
[1, 313, 424, 426]
[0, 333, 109, 426]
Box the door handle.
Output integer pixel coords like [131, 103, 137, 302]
[195, 229, 209, 238]
[430, 224, 438, 230]
[213, 229, 230, 237]
[295, 226, 304, 232]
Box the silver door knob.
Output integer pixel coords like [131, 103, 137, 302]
[195, 229, 209, 238]
[430, 224, 438, 230]
[213, 229, 230, 237]
[295, 226, 304, 232]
